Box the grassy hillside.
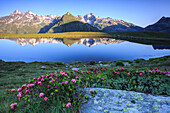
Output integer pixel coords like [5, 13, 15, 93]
[48, 12, 99, 33]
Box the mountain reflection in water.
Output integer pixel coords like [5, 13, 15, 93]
[7, 38, 124, 47]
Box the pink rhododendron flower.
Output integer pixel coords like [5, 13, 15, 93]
[39, 93, 44, 98]
[117, 73, 120, 75]
[17, 93, 21, 100]
[11, 89, 15, 92]
[75, 70, 78, 72]
[55, 85, 57, 88]
[155, 68, 158, 70]
[66, 103, 71, 107]
[98, 76, 100, 79]
[49, 77, 52, 79]
[55, 75, 58, 77]
[34, 81, 37, 84]
[81, 71, 83, 74]
[38, 77, 41, 81]
[148, 70, 152, 73]
[86, 71, 89, 74]
[33, 78, 36, 80]
[71, 79, 76, 83]
[17, 88, 22, 92]
[5, 89, 7, 91]
[163, 72, 167, 75]
[50, 74, 53, 77]
[50, 80, 54, 83]
[101, 78, 104, 81]
[11, 103, 17, 109]
[62, 82, 65, 84]
[26, 89, 29, 93]
[38, 81, 41, 85]
[127, 72, 130, 75]
[168, 74, 170, 77]
[54, 71, 57, 73]
[22, 84, 27, 88]
[136, 71, 138, 73]
[122, 68, 124, 70]
[19, 91, 22, 94]
[48, 85, 50, 88]
[139, 73, 143, 76]
[114, 72, 117, 74]
[41, 78, 44, 82]
[65, 81, 68, 84]
[76, 76, 79, 79]
[44, 97, 48, 101]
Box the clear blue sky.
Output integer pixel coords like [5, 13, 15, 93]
[0, 0, 170, 27]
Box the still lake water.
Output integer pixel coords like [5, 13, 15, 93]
[0, 38, 170, 63]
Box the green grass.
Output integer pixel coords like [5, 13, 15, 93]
[0, 32, 113, 38]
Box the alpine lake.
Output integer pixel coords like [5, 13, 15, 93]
[0, 38, 170, 63]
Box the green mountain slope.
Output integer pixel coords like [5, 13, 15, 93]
[48, 12, 99, 33]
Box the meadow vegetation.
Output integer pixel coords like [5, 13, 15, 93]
[0, 56, 170, 112]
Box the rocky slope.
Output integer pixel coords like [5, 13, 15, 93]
[145, 17, 170, 33]
[76, 13, 143, 32]
[0, 10, 58, 34]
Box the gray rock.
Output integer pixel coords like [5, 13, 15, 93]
[123, 62, 131, 66]
[103, 64, 110, 67]
[41, 66, 46, 69]
[1, 70, 5, 72]
[79, 88, 170, 113]
[72, 68, 79, 70]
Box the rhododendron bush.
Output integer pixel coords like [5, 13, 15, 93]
[5, 67, 169, 112]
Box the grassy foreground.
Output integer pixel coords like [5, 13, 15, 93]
[0, 56, 170, 112]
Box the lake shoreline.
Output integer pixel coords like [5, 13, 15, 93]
[0, 31, 170, 41]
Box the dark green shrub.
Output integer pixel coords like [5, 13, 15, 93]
[89, 60, 95, 65]
[134, 59, 140, 63]
[115, 61, 124, 66]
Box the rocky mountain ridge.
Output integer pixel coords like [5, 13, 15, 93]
[0, 10, 169, 34]
[145, 17, 170, 33]
[0, 10, 58, 34]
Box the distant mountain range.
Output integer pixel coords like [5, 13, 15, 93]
[0, 10, 169, 34]
[7, 38, 124, 47]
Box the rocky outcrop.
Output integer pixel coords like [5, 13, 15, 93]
[79, 88, 170, 113]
